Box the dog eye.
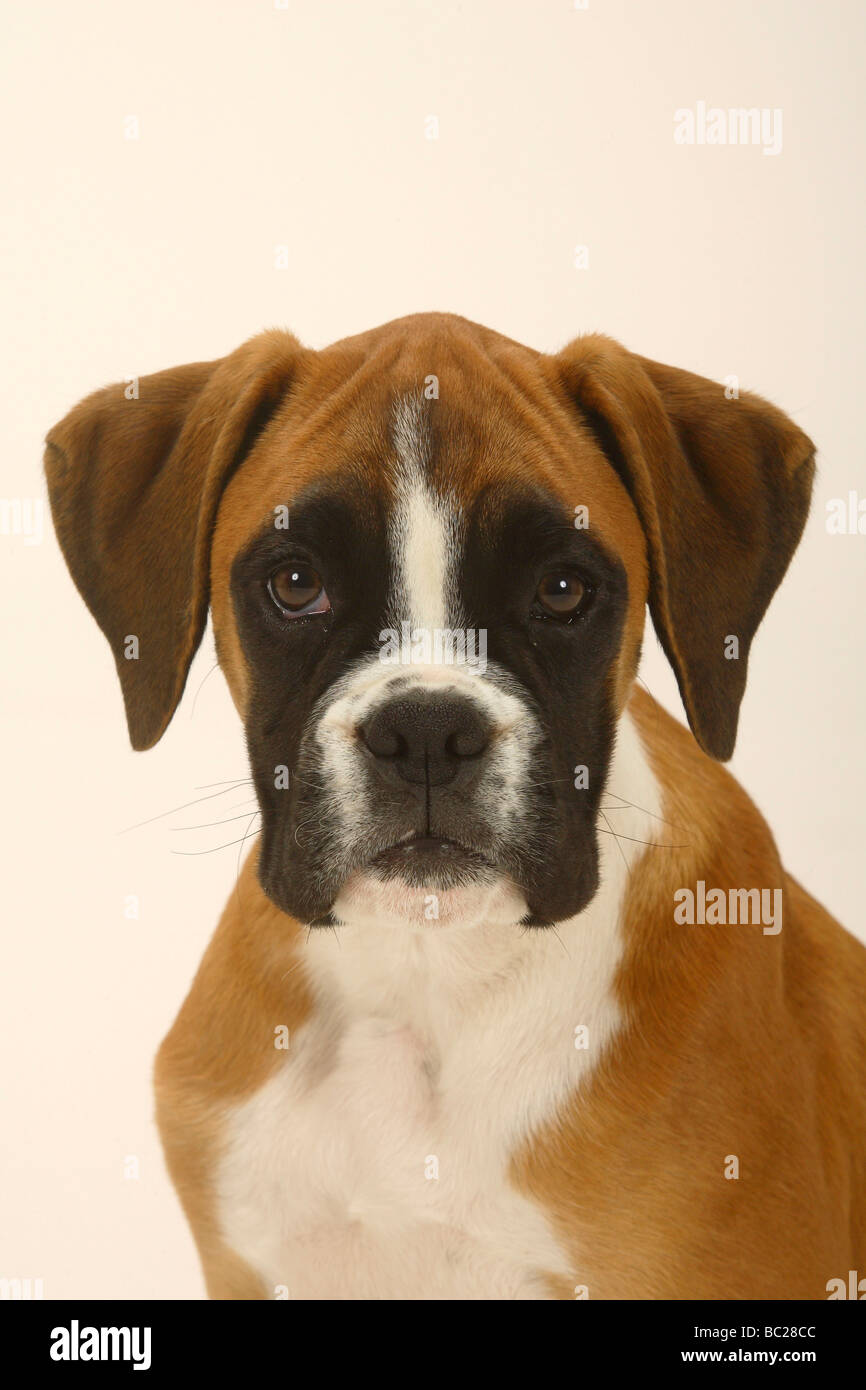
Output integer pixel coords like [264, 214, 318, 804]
[532, 572, 588, 621]
[267, 563, 330, 617]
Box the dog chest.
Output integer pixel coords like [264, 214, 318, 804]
[216, 1012, 571, 1300]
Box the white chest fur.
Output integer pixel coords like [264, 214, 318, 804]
[216, 713, 661, 1300]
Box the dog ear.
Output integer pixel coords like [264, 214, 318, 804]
[555, 335, 815, 760]
[44, 330, 302, 751]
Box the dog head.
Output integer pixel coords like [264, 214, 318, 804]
[45, 314, 814, 928]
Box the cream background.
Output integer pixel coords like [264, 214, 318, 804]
[2, 0, 864, 1299]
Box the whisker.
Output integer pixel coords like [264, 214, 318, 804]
[604, 789, 686, 831]
[121, 783, 255, 833]
[234, 809, 263, 909]
[597, 828, 689, 849]
[279, 957, 305, 983]
[190, 660, 221, 718]
[195, 777, 253, 790]
[549, 924, 570, 957]
[599, 809, 630, 873]
[172, 830, 261, 856]
[172, 805, 260, 832]
[293, 808, 330, 848]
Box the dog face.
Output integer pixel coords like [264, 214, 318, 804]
[45, 314, 815, 929]
[220, 373, 641, 928]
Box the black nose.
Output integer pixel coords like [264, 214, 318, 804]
[359, 693, 491, 786]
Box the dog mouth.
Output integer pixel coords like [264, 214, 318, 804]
[368, 831, 497, 881]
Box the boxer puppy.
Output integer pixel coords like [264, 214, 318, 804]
[45, 314, 866, 1299]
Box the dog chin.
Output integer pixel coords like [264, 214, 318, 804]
[331, 869, 528, 930]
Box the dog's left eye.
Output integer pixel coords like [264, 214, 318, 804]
[267, 563, 331, 617]
[531, 572, 589, 621]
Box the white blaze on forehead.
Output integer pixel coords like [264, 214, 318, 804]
[390, 394, 461, 632]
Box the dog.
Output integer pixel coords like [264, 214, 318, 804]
[45, 313, 866, 1300]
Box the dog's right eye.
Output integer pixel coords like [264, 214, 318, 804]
[267, 563, 331, 617]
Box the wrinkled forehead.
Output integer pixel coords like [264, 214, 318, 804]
[214, 355, 644, 558]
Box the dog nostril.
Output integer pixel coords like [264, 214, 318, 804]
[381, 730, 408, 758]
[359, 716, 409, 760]
[359, 695, 493, 784]
[445, 727, 488, 759]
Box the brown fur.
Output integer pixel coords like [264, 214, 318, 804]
[44, 313, 865, 1299]
[515, 687, 866, 1299]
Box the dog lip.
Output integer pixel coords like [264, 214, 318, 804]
[370, 832, 495, 869]
[375, 832, 469, 857]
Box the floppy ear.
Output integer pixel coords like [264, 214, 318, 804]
[44, 330, 301, 751]
[555, 335, 815, 760]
